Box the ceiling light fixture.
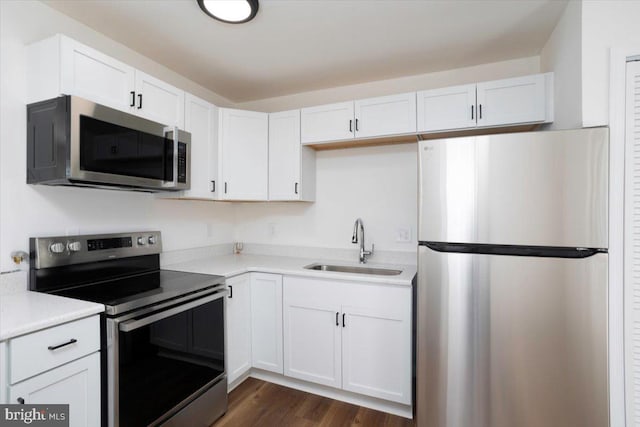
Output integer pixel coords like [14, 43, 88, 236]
[197, 0, 259, 24]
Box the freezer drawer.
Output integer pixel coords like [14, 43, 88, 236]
[416, 246, 608, 427]
[418, 127, 608, 248]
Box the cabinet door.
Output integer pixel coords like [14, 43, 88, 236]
[417, 83, 477, 132]
[341, 284, 412, 404]
[226, 274, 252, 385]
[9, 353, 101, 427]
[476, 74, 546, 127]
[134, 70, 185, 127]
[219, 108, 269, 200]
[60, 36, 135, 113]
[300, 101, 354, 144]
[250, 273, 283, 374]
[355, 92, 416, 138]
[182, 94, 216, 199]
[269, 110, 301, 200]
[283, 277, 342, 388]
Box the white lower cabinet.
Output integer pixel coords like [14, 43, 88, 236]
[4, 315, 102, 427]
[283, 278, 342, 388]
[341, 283, 412, 404]
[250, 273, 283, 373]
[226, 274, 252, 384]
[8, 353, 101, 427]
[283, 276, 412, 405]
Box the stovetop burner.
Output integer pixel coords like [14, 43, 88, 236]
[52, 269, 224, 316]
[29, 232, 225, 316]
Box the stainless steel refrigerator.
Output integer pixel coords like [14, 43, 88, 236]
[416, 128, 609, 427]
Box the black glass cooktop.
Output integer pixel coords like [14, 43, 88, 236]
[52, 269, 225, 316]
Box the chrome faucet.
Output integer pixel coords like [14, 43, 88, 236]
[352, 218, 374, 264]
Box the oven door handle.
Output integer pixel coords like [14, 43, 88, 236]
[119, 290, 228, 333]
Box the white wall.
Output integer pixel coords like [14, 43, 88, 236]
[581, 0, 640, 127]
[234, 57, 542, 255]
[0, 1, 236, 272]
[235, 144, 418, 252]
[540, 0, 582, 130]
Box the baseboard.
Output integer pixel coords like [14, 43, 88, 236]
[241, 368, 413, 419]
[227, 370, 252, 392]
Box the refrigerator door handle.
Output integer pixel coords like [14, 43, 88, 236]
[419, 241, 606, 259]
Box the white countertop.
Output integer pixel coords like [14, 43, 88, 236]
[0, 290, 104, 341]
[0, 252, 413, 342]
[165, 253, 417, 286]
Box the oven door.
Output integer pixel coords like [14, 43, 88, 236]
[109, 290, 226, 427]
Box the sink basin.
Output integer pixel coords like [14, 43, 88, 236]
[304, 263, 402, 276]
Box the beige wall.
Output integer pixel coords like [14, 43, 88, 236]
[237, 56, 540, 112]
[540, 0, 582, 130]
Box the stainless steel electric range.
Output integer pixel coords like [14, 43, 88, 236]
[29, 231, 228, 427]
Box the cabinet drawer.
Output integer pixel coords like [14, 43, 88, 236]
[10, 316, 100, 384]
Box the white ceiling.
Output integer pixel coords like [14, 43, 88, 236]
[42, 0, 567, 103]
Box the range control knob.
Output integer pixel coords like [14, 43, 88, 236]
[67, 241, 82, 252]
[137, 237, 146, 246]
[148, 235, 156, 245]
[49, 242, 66, 254]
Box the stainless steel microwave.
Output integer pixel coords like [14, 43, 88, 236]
[27, 95, 190, 192]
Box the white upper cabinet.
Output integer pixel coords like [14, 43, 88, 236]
[218, 108, 269, 201]
[134, 70, 185, 128]
[58, 36, 135, 114]
[417, 73, 553, 133]
[300, 101, 355, 144]
[476, 74, 547, 128]
[28, 35, 135, 113]
[354, 92, 416, 139]
[417, 83, 477, 132]
[300, 94, 416, 145]
[269, 110, 316, 201]
[181, 94, 216, 199]
[28, 34, 185, 127]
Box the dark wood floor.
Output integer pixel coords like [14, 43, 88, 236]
[212, 378, 414, 427]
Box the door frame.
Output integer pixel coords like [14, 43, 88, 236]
[609, 47, 640, 427]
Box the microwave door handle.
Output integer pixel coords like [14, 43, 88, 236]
[119, 290, 228, 333]
[164, 126, 179, 188]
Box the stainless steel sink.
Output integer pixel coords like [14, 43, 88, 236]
[304, 263, 402, 276]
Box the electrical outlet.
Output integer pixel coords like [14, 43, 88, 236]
[268, 223, 276, 237]
[395, 226, 411, 243]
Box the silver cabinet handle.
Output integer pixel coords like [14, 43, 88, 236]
[48, 338, 77, 351]
[119, 290, 228, 333]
